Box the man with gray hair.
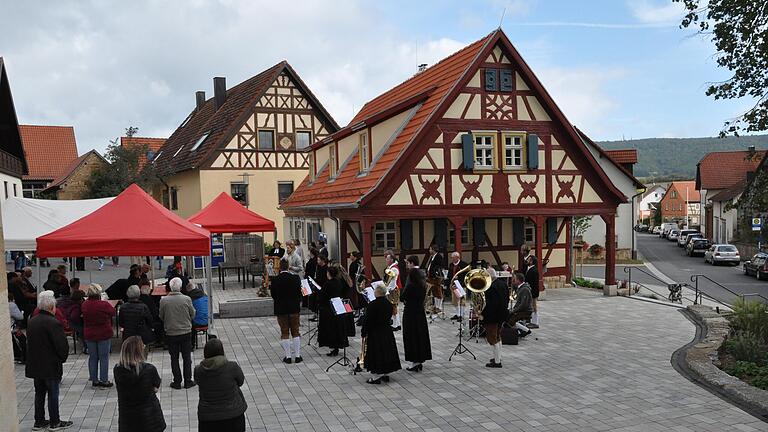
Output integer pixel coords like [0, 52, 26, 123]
[160, 277, 196, 389]
[25, 290, 73, 430]
[446, 251, 468, 321]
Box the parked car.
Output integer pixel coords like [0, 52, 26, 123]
[679, 232, 703, 248]
[634, 224, 649, 232]
[668, 230, 680, 241]
[652, 226, 662, 234]
[743, 252, 768, 280]
[686, 238, 711, 257]
[660, 222, 678, 238]
[704, 244, 741, 266]
[677, 230, 700, 247]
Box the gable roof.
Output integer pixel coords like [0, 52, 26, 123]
[604, 149, 637, 165]
[19, 125, 78, 181]
[665, 181, 700, 202]
[709, 179, 746, 202]
[0, 58, 28, 177]
[575, 129, 644, 189]
[153, 61, 339, 177]
[121, 136, 165, 170]
[284, 29, 628, 209]
[642, 184, 666, 200]
[42, 150, 108, 193]
[696, 149, 766, 191]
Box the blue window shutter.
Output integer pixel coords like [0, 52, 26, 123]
[546, 218, 558, 244]
[527, 134, 539, 169]
[434, 219, 447, 248]
[512, 217, 524, 246]
[400, 219, 413, 250]
[472, 218, 485, 246]
[500, 70, 513, 92]
[461, 133, 474, 170]
[485, 69, 498, 91]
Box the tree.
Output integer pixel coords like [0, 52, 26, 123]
[86, 126, 158, 198]
[676, 0, 768, 136]
[572, 216, 592, 240]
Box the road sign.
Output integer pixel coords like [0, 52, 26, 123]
[752, 217, 762, 232]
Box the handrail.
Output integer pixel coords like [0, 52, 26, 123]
[623, 265, 671, 287]
[623, 266, 720, 307]
[689, 274, 768, 306]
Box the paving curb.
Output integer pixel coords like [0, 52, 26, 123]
[672, 305, 768, 423]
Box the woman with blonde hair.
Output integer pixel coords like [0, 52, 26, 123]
[81, 283, 116, 388]
[114, 335, 166, 431]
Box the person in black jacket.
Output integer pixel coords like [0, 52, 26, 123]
[525, 255, 540, 328]
[401, 266, 432, 372]
[25, 292, 73, 430]
[195, 338, 247, 432]
[446, 252, 469, 321]
[119, 286, 156, 344]
[139, 281, 163, 344]
[483, 269, 511, 369]
[114, 336, 166, 432]
[269, 240, 286, 257]
[362, 284, 401, 384]
[317, 264, 349, 356]
[270, 259, 302, 364]
[304, 247, 319, 314]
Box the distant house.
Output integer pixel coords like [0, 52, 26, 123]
[120, 136, 165, 171]
[41, 150, 109, 200]
[696, 148, 765, 242]
[660, 180, 700, 227]
[604, 149, 637, 175]
[639, 184, 666, 223]
[19, 124, 79, 198]
[0, 57, 29, 205]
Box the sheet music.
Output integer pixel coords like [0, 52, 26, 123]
[371, 280, 385, 290]
[308, 276, 321, 290]
[300, 279, 312, 296]
[330, 297, 347, 315]
[363, 287, 375, 302]
[453, 280, 466, 298]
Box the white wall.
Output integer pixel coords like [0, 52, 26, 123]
[0, 173, 22, 212]
[710, 199, 738, 244]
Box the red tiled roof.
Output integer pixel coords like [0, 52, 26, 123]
[153, 61, 339, 177]
[19, 125, 78, 181]
[668, 181, 700, 201]
[604, 149, 637, 165]
[43, 150, 107, 192]
[696, 150, 765, 190]
[709, 179, 745, 202]
[282, 33, 493, 208]
[121, 136, 165, 170]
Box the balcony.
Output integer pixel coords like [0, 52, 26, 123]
[0, 148, 24, 177]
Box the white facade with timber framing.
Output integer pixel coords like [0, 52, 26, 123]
[281, 29, 630, 289]
[151, 61, 339, 237]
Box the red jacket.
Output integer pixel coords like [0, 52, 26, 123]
[81, 299, 116, 341]
[32, 307, 71, 333]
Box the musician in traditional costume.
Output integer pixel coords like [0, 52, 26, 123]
[525, 255, 540, 328]
[334, 262, 356, 337]
[347, 251, 364, 311]
[446, 252, 468, 321]
[482, 268, 510, 369]
[382, 250, 402, 331]
[317, 264, 349, 357]
[270, 260, 302, 364]
[304, 247, 319, 314]
[362, 284, 401, 384]
[425, 245, 444, 316]
[401, 263, 431, 372]
[508, 272, 532, 338]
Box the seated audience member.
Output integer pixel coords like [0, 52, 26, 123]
[9, 271, 35, 322]
[119, 285, 155, 344]
[186, 283, 209, 328]
[57, 282, 85, 343]
[9, 292, 26, 363]
[106, 266, 143, 301]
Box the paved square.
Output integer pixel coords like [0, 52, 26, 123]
[14, 287, 765, 431]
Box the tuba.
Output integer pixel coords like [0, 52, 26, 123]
[465, 268, 492, 320]
[384, 267, 399, 305]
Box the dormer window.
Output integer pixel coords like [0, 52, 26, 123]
[359, 133, 370, 173]
[309, 152, 316, 181]
[329, 143, 338, 179]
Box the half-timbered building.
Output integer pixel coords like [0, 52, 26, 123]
[151, 61, 339, 237]
[281, 29, 639, 290]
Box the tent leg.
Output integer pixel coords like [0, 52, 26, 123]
[206, 255, 214, 333]
[36, 258, 41, 293]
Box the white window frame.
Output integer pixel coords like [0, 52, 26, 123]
[359, 132, 370, 173]
[373, 221, 397, 251]
[524, 221, 535, 243]
[502, 132, 525, 169]
[473, 133, 495, 169]
[448, 221, 471, 248]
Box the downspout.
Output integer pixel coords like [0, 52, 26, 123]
[156, 173, 171, 208]
[630, 189, 645, 260]
[328, 208, 340, 261]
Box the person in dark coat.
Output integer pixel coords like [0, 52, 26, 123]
[317, 264, 349, 356]
[270, 259, 303, 363]
[401, 266, 432, 372]
[25, 292, 73, 430]
[57, 285, 84, 346]
[43, 269, 67, 299]
[269, 240, 286, 257]
[138, 281, 164, 345]
[195, 338, 248, 432]
[362, 284, 401, 384]
[334, 262, 356, 337]
[483, 269, 511, 368]
[446, 252, 469, 320]
[310, 253, 328, 318]
[525, 255, 540, 328]
[119, 285, 156, 344]
[303, 247, 319, 311]
[114, 336, 166, 432]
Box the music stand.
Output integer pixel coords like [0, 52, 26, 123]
[448, 286, 475, 361]
[326, 299, 354, 372]
[301, 278, 320, 349]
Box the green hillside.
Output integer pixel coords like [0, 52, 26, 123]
[597, 135, 768, 178]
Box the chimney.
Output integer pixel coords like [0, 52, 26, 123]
[214, 77, 226, 110]
[195, 91, 206, 111]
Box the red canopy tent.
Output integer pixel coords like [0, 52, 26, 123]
[36, 184, 211, 257]
[188, 192, 276, 233]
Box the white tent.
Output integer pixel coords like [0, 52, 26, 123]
[2, 196, 113, 251]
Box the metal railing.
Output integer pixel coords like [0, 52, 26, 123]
[623, 266, 698, 305]
[690, 274, 768, 305]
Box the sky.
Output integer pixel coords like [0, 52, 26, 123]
[0, 0, 755, 154]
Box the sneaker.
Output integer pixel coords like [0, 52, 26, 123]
[49, 420, 73, 430]
[32, 420, 50, 430]
[282, 357, 292, 364]
[91, 381, 100, 388]
[294, 356, 303, 364]
[184, 381, 197, 389]
[485, 361, 502, 368]
[170, 382, 182, 389]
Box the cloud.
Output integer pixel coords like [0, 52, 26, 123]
[628, 0, 685, 24]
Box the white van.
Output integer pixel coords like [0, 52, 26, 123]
[660, 222, 678, 239]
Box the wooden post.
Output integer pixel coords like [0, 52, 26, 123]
[603, 214, 617, 286]
[339, 220, 348, 270]
[535, 216, 544, 293]
[361, 219, 373, 281]
[565, 216, 572, 283]
[449, 217, 466, 256]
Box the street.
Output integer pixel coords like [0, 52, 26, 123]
[581, 233, 768, 305]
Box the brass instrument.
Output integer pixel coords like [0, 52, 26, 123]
[355, 264, 367, 294]
[355, 336, 367, 373]
[450, 265, 492, 319]
[384, 266, 399, 305]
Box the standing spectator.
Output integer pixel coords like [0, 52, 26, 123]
[293, 238, 304, 262]
[96, 257, 105, 271]
[283, 240, 303, 276]
[524, 255, 540, 328]
[112, 256, 120, 267]
[114, 335, 166, 432]
[156, 256, 164, 271]
[43, 270, 67, 299]
[268, 240, 285, 257]
[138, 281, 163, 345]
[25, 291, 73, 430]
[14, 251, 28, 272]
[160, 277, 196, 389]
[81, 284, 116, 388]
[270, 260, 302, 363]
[195, 338, 247, 432]
[33, 291, 71, 334]
[119, 286, 155, 344]
[56, 281, 84, 344]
